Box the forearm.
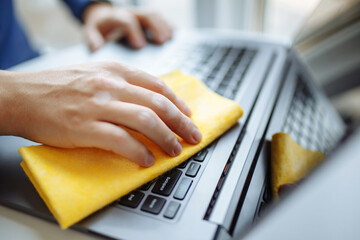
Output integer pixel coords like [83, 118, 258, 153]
[0, 70, 22, 136]
[0, 70, 53, 138]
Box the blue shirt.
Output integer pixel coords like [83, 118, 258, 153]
[0, 0, 92, 69]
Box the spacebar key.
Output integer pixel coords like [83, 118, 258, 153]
[152, 169, 182, 196]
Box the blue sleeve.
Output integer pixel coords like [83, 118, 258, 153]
[0, 0, 39, 69]
[62, 0, 92, 21]
[62, 0, 110, 22]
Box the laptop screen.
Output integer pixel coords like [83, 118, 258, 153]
[293, 0, 360, 95]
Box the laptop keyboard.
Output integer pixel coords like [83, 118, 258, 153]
[115, 43, 257, 221]
[116, 148, 210, 221]
[255, 75, 345, 220]
[162, 43, 257, 100]
[282, 76, 344, 154]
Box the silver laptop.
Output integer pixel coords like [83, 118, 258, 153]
[0, 0, 359, 239]
[239, 127, 360, 240]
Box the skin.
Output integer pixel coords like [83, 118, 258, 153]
[0, 62, 202, 167]
[83, 3, 173, 51]
[0, 4, 195, 167]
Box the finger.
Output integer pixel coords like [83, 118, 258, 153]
[113, 84, 202, 145]
[147, 18, 173, 44]
[116, 66, 191, 116]
[137, 13, 173, 44]
[79, 121, 155, 167]
[84, 24, 105, 52]
[116, 14, 146, 49]
[98, 101, 183, 157]
[105, 28, 126, 42]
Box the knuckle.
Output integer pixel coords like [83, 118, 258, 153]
[63, 106, 85, 129]
[125, 66, 141, 77]
[87, 77, 108, 91]
[154, 79, 169, 95]
[111, 130, 127, 146]
[175, 95, 185, 106]
[164, 134, 177, 149]
[152, 94, 169, 112]
[134, 146, 148, 163]
[87, 75, 125, 92]
[109, 61, 120, 68]
[103, 61, 122, 70]
[152, 93, 178, 119]
[177, 116, 189, 132]
[143, 9, 157, 18]
[122, 14, 137, 29]
[91, 91, 111, 106]
[137, 109, 157, 129]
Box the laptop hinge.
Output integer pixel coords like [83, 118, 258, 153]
[203, 51, 277, 222]
[228, 56, 292, 236]
[206, 46, 290, 233]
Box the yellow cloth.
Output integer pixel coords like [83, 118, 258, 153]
[271, 132, 325, 199]
[19, 70, 243, 229]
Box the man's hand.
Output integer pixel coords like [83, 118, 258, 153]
[0, 63, 201, 167]
[83, 3, 173, 51]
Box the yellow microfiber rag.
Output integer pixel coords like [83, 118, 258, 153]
[19, 70, 243, 229]
[271, 132, 325, 199]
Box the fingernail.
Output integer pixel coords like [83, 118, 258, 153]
[134, 39, 146, 49]
[191, 129, 202, 143]
[91, 41, 102, 52]
[94, 43, 101, 50]
[173, 141, 182, 156]
[145, 153, 155, 167]
[157, 34, 166, 43]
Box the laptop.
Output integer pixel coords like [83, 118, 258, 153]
[0, 0, 359, 239]
[239, 128, 360, 240]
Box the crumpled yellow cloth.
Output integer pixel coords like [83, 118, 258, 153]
[19, 70, 243, 229]
[271, 132, 325, 199]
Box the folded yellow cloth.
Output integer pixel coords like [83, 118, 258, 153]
[271, 132, 325, 199]
[19, 70, 243, 229]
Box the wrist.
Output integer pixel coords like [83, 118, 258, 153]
[0, 71, 23, 136]
[83, 1, 112, 24]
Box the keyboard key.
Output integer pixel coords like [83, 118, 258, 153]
[163, 201, 181, 219]
[177, 160, 189, 169]
[140, 181, 153, 191]
[119, 191, 144, 208]
[141, 195, 166, 215]
[185, 162, 201, 177]
[152, 169, 182, 196]
[193, 150, 208, 162]
[173, 178, 193, 200]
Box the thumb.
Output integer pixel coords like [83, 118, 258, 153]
[85, 25, 105, 52]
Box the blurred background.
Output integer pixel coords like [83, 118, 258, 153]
[13, 0, 359, 127]
[14, 0, 320, 52]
